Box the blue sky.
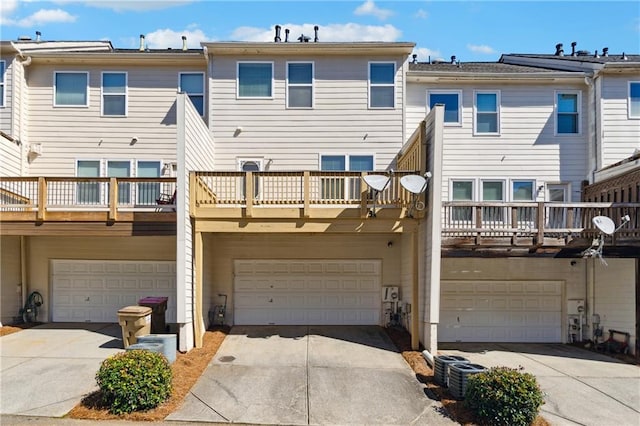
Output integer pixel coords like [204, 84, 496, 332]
[1, 1, 639, 62]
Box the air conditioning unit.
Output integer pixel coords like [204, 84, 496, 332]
[382, 286, 399, 302]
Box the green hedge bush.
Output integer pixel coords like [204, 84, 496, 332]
[96, 349, 172, 414]
[464, 366, 544, 426]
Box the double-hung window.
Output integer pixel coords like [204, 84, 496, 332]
[474, 91, 499, 134]
[0, 60, 5, 107]
[512, 180, 535, 224]
[629, 82, 640, 119]
[107, 160, 131, 204]
[102, 72, 127, 116]
[237, 62, 273, 98]
[137, 161, 162, 205]
[428, 90, 462, 125]
[320, 155, 374, 200]
[55, 71, 88, 107]
[369, 62, 395, 108]
[179, 72, 205, 116]
[451, 180, 474, 222]
[555, 91, 580, 134]
[481, 180, 505, 222]
[287, 62, 313, 108]
[76, 160, 101, 204]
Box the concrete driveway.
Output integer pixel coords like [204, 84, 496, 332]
[0, 323, 123, 417]
[168, 325, 456, 425]
[439, 343, 640, 426]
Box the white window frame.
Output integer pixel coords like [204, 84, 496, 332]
[179, 72, 205, 116]
[101, 71, 127, 117]
[554, 90, 581, 135]
[481, 179, 506, 223]
[319, 154, 375, 201]
[368, 61, 396, 109]
[75, 159, 102, 205]
[237, 158, 263, 200]
[628, 81, 640, 119]
[286, 61, 314, 109]
[510, 179, 536, 201]
[427, 90, 462, 126]
[107, 159, 133, 205]
[449, 179, 475, 224]
[136, 160, 164, 205]
[0, 60, 5, 108]
[54, 71, 89, 107]
[473, 90, 500, 135]
[236, 61, 274, 100]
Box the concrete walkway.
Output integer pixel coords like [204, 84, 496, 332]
[440, 343, 640, 426]
[168, 325, 456, 425]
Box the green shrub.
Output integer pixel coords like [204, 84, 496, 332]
[96, 350, 172, 414]
[464, 366, 544, 426]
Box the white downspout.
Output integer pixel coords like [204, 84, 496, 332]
[15, 53, 32, 176]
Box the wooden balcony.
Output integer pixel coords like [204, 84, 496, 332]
[441, 201, 640, 254]
[0, 177, 176, 235]
[191, 171, 419, 229]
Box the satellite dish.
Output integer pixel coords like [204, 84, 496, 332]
[592, 216, 615, 235]
[400, 175, 427, 194]
[363, 175, 391, 192]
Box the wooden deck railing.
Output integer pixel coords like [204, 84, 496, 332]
[442, 201, 640, 246]
[193, 171, 418, 216]
[0, 177, 176, 220]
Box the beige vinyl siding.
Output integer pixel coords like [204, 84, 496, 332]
[25, 236, 176, 322]
[0, 236, 22, 325]
[203, 233, 401, 326]
[407, 82, 589, 202]
[25, 64, 205, 176]
[1, 136, 21, 176]
[600, 76, 640, 167]
[210, 56, 406, 171]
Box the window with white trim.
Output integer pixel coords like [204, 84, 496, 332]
[512, 179, 535, 223]
[451, 180, 474, 222]
[320, 155, 374, 199]
[428, 90, 462, 125]
[102, 72, 127, 116]
[629, 82, 640, 119]
[369, 62, 395, 108]
[239, 159, 262, 199]
[474, 91, 499, 134]
[76, 160, 101, 204]
[0, 60, 5, 107]
[107, 160, 132, 204]
[287, 62, 313, 108]
[555, 91, 580, 134]
[137, 161, 162, 204]
[237, 62, 273, 98]
[481, 180, 505, 221]
[55, 71, 88, 107]
[179, 72, 205, 115]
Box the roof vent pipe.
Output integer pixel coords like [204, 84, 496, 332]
[594, 50, 600, 58]
[555, 43, 564, 56]
[182, 36, 187, 51]
[35, 31, 41, 42]
[284, 28, 290, 42]
[450, 55, 456, 64]
[602, 47, 609, 57]
[139, 34, 145, 52]
[622, 52, 628, 60]
[274, 25, 281, 42]
[571, 41, 577, 56]
[314, 25, 319, 42]
[412, 54, 418, 64]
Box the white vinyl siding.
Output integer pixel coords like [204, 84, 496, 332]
[101, 72, 127, 116]
[408, 82, 588, 203]
[211, 55, 406, 170]
[369, 62, 395, 108]
[287, 62, 313, 108]
[54, 71, 89, 107]
[555, 91, 581, 135]
[237, 62, 273, 99]
[428, 90, 462, 125]
[474, 90, 500, 135]
[179, 72, 205, 116]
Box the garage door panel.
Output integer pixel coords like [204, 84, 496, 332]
[234, 259, 381, 326]
[440, 280, 562, 343]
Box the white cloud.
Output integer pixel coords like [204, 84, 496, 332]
[414, 9, 428, 19]
[5, 8, 76, 27]
[354, 0, 393, 21]
[412, 47, 440, 63]
[467, 44, 495, 54]
[52, 0, 193, 12]
[230, 23, 401, 43]
[144, 28, 209, 49]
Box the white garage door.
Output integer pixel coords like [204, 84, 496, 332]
[439, 280, 562, 343]
[52, 260, 176, 323]
[234, 259, 381, 325]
